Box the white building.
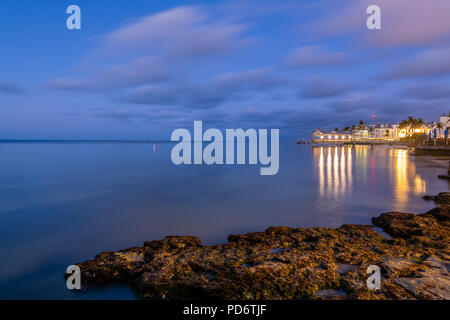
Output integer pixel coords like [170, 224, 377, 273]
[368, 124, 398, 140]
[312, 129, 353, 142]
[437, 115, 450, 137]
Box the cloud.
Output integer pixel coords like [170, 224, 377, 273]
[368, 0, 450, 47]
[105, 6, 251, 58]
[119, 85, 179, 105]
[381, 48, 450, 80]
[120, 68, 285, 109]
[284, 46, 349, 68]
[0, 82, 25, 95]
[401, 83, 450, 100]
[326, 94, 448, 123]
[300, 77, 354, 99]
[308, 0, 450, 47]
[214, 68, 286, 90]
[93, 110, 150, 122]
[47, 5, 260, 107]
[119, 83, 230, 109]
[232, 107, 294, 128]
[47, 56, 169, 92]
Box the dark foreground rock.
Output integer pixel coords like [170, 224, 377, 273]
[72, 207, 450, 300]
[423, 192, 450, 205]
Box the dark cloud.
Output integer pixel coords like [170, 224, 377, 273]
[38, 1, 450, 140]
[93, 110, 150, 120]
[231, 106, 355, 136]
[0, 82, 25, 95]
[119, 85, 179, 105]
[120, 68, 286, 109]
[118, 83, 229, 109]
[47, 57, 169, 92]
[326, 94, 448, 125]
[401, 83, 450, 100]
[182, 86, 230, 109]
[284, 46, 350, 68]
[300, 78, 354, 99]
[214, 68, 286, 91]
[380, 48, 450, 80]
[46, 6, 283, 112]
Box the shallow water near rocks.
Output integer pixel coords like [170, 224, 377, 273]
[0, 142, 448, 299]
[316, 289, 348, 299]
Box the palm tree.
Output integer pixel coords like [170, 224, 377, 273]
[357, 120, 366, 130]
[343, 126, 350, 131]
[410, 117, 418, 133]
[398, 119, 408, 130]
[351, 124, 356, 131]
[398, 116, 425, 137]
[385, 129, 390, 138]
[436, 122, 443, 137]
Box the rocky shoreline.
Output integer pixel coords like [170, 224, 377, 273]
[71, 193, 450, 300]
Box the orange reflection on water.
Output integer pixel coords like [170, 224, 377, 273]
[340, 147, 346, 193]
[313, 146, 352, 199]
[395, 149, 408, 194]
[333, 147, 339, 196]
[327, 147, 332, 193]
[313, 146, 427, 206]
[393, 148, 427, 208]
[318, 147, 325, 197]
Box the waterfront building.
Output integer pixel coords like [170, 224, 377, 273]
[368, 124, 398, 140]
[433, 114, 450, 138]
[312, 122, 431, 143]
[311, 114, 450, 143]
[312, 129, 353, 142]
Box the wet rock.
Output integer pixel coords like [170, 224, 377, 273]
[423, 192, 450, 205]
[316, 289, 347, 300]
[143, 235, 202, 250]
[380, 257, 423, 277]
[395, 271, 450, 300]
[371, 210, 449, 248]
[435, 192, 450, 204]
[73, 207, 450, 300]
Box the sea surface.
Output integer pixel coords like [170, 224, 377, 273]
[0, 141, 448, 299]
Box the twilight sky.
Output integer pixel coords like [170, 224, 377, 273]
[1, 0, 450, 140]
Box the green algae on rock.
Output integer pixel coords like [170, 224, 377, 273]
[71, 206, 450, 300]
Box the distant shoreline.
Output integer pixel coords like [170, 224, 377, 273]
[0, 139, 174, 144]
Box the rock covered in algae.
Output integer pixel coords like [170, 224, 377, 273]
[72, 207, 450, 300]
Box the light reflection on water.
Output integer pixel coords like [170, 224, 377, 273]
[0, 142, 448, 299]
[313, 145, 430, 213]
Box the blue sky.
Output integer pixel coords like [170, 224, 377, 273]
[1, 0, 450, 140]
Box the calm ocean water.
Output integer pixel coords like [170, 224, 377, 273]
[0, 142, 448, 299]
